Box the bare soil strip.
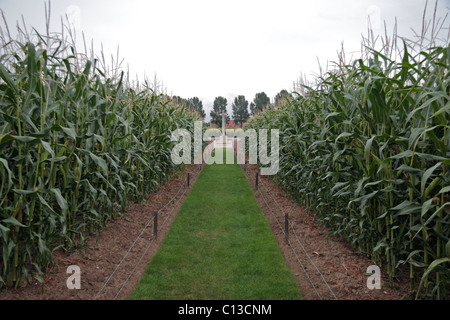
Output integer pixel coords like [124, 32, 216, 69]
[241, 162, 411, 300]
[0, 165, 202, 300]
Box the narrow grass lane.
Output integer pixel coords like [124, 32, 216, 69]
[130, 149, 302, 300]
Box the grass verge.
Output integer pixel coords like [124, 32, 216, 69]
[129, 148, 302, 299]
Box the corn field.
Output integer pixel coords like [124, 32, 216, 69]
[0, 20, 201, 288]
[245, 32, 450, 298]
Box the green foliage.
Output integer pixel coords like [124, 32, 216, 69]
[210, 96, 229, 126]
[274, 89, 290, 107]
[0, 27, 200, 288]
[187, 97, 206, 119]
[245, 42, 450, 299]
[231, 95, 250, 127]
[173, 96, 206, 119]
[250, 92, 270, 115]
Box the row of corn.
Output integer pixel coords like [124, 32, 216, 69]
[0, 30, 201, 288]
[245, 42, 449, 299]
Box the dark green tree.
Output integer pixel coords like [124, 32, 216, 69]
[188, 97, 206, 119]
[172, 95, 187, 105]
[231, 95, 249, 127]
[250, 92, 270, 115]
[172, 96, 206, 119]
[274, 89, 290, 106]
[210, 96, 229, 127]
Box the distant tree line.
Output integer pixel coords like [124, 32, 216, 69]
[209, 90, 291, 127]
[172, 95, 206, 119]
[169, 90, 292, 127]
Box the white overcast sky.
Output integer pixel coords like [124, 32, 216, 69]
[1, 0, 449, 120]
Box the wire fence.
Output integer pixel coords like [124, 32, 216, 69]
[239, 155, 338, 300]
[93, 163, 203, 300]
[94, 140, 338, 300]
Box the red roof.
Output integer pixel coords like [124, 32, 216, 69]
[211, 120, 245, 128]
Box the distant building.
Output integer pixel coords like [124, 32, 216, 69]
[211, 120, 245, 128]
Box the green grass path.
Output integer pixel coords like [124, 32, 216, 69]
[130, 149, 302, 300]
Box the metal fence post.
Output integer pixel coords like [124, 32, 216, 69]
[285, 212, 289, 243]
[154, 210, 158, 237]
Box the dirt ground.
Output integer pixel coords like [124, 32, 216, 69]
[241, 162, 411, 300]
[0, 164, 203, 300]
[0, 159, 411, 300]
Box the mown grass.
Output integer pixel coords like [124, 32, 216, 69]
[130, 148, 302, 300]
